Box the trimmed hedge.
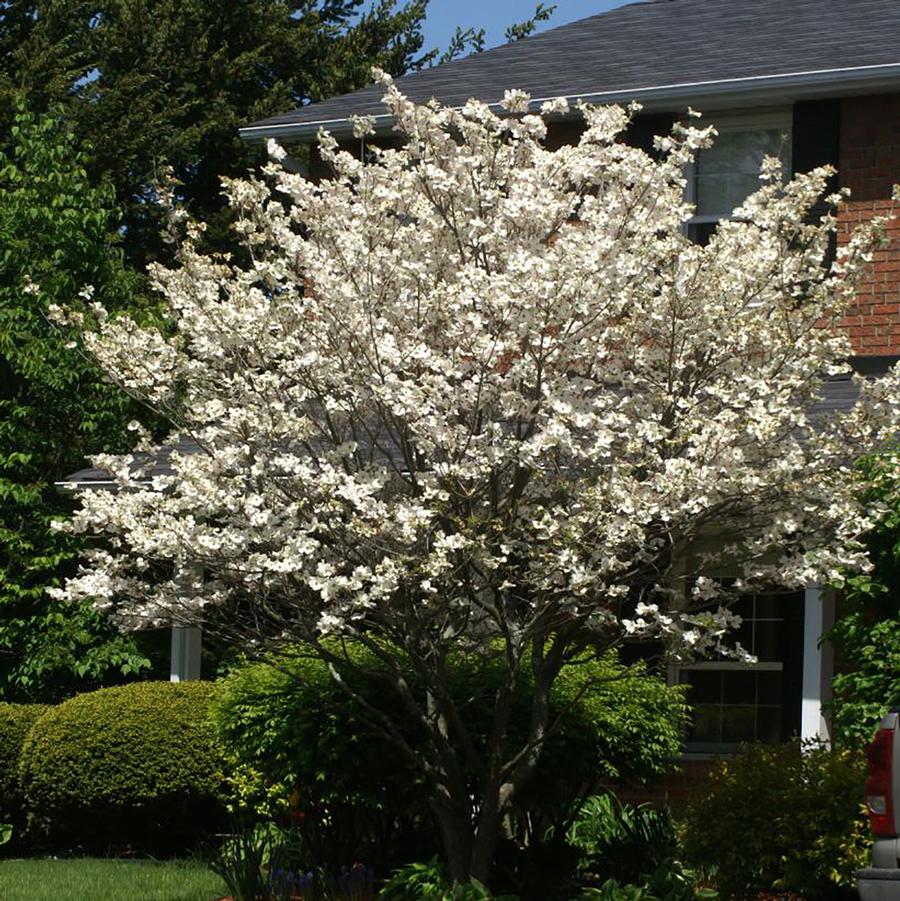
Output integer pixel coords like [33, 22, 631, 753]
[0, 703, 49, 827]
[19, 681, 226, 853]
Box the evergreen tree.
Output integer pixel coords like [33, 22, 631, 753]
[1, 1, 432, 268]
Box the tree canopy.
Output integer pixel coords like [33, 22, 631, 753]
[54, 80, 900, 881]
[0, 0, 433, 268]
[0, 108, 150, 699]
[828, 452, 900, 746]
[0, 0, 562, 702]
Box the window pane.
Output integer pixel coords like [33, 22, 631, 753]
[679, 588, 799, 751]
[722, 670, 756, 705]
[696, 128, 789, 218]
[722, 706, 756, 743]
[682, 670, 721, 704]
[754, 594, 783, 619]
[736, 620, 754, 655]
[754, 619, 781, 662]
[690, 706, 722, 744]
[686, 221, 717, 245]
[757, 671, 783, 706]
[732, 596, 754, 619]
[757, 706, 783, 744]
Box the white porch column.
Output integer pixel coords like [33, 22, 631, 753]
[800, 584, 834, 744]
[170, 625, 203, 682]
[170, 562, 203, 682]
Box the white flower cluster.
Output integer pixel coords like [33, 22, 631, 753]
[54, 75, 898, 667]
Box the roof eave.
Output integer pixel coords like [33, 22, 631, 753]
[239, 62, 900, 143]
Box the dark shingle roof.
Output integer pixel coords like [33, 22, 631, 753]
[241, 0, 900, 140]
[62, 435, 203, 486]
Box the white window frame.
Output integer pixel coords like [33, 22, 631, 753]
[685, 108, 793, 233]
[672, 583, 833, 758]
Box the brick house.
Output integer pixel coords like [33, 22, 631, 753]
[236, 0, 900, 762]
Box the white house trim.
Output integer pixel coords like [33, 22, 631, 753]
[169, 562, 203, 682]
[800, 584, 835, 744]
[170, 625, 203, 682]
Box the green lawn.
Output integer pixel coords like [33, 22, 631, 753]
[0, 858, 227, 901]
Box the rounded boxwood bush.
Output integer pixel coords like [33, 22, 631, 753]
[0, 703, 50, 827]
[19, 681, 226, 853]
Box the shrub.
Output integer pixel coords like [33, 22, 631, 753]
[214, 646, 435, 872]
[826, 453, 900, 747]
[19, 681, 226, 853]
[214, 645, 688, 879]
[567, 794, 677, 887]
[381, 858, 513, 900]
[0, 703, 49, 841]
[680, 740, 868, 899]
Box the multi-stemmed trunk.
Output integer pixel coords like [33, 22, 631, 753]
[422, 642, 562, 886]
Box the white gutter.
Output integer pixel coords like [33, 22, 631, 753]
[239, 61, 900, 142]
[55, 479, 134, 491]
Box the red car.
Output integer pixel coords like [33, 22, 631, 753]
[859, 710, 900, 900]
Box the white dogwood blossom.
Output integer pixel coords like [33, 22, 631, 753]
[53, 73, 898, 881]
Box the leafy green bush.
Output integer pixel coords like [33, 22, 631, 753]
[381, 858, 516, 900]
[214, 645, 687, 883]
[680, 740, 868, 899]
[0, 702, 49, 843]
[579, 860, 717, 901]
[0, 703, 48, 816]
[19, 681, 226, 852]
[827, 453, 900, 747]
[214, 646, 435, 872]
[567, 794, 676, 887]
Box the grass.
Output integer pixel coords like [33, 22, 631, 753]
[0, 857, 227, 901]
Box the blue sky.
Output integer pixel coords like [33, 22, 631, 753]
[418, 0, 634, 54]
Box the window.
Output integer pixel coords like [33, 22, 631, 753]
[686, 111, 792, 244]
[676, 590, 804, 754]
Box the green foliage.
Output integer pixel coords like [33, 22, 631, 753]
[214, 645, 686, 885]
[379, 859, 450, 899]
[210, 822, 286, 901]
[215, 643, 687, 800]
[827, 452, 900, 746]
[380, 859, 516, 900]
[0, 0, 433, 269]
[579, 861, 717, 901]
[547, 655, 689, 784]
[504, 3, 557, 43]
[680, 740, 869, 899]
[0, 106, 150, 701]
[18, 681, 226, 852]
[211, 820, 381, 900]
[566, 795, 676, 887]
[214, 644, 436, 871]
[0, 703, 49, 828]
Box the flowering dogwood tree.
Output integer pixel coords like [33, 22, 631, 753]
[52, 74, 898, 882]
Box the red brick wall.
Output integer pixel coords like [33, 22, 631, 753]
[837, 94, 900, 356]
[599, 758, 718, 810]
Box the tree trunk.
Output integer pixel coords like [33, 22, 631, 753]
[469, 793, 503, 885]
[430, 798, 475, 885]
